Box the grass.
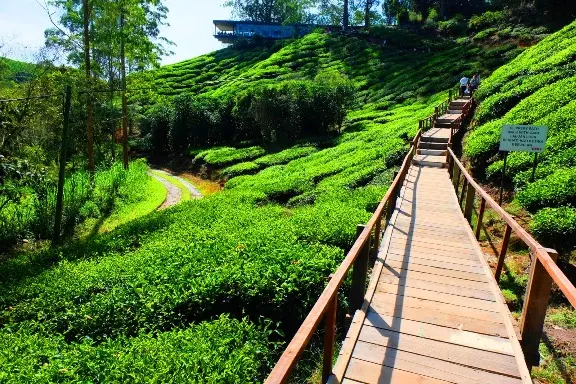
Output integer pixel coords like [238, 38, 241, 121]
[78, 175, 166, 236]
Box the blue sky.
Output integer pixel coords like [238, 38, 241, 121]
[0, 0, 232, 65]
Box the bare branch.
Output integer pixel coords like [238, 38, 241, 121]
[36, 0, 84, 51]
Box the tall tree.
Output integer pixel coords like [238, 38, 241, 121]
[364, 0, 380, 26]
[82, 0, 95, 179]
[343, 0, 349, 29]
[43, 0, 171, 169]
[225, 0, 314, 23]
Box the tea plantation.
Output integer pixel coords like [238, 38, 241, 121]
[0, 26, 548, 382]
[464, 20, 576, 254]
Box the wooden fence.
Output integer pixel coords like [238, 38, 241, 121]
[446, 148, 576, 369]
[264, 132, 420, 384]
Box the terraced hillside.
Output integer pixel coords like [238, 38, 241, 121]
[465, 20, 576, 254]
[1, 28, 533, 382]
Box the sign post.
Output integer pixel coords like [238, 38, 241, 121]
[498, 125, 548, 205]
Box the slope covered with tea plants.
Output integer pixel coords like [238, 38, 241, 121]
[1, 26, 532, 382]
[464, 20, 576, 254]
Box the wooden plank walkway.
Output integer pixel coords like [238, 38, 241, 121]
[330, 105, 532, 384]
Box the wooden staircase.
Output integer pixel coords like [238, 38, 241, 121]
[412, 95, 472, 168]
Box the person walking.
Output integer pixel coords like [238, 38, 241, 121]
[459, 75, 469, 96]
[470, 73, 480, 91]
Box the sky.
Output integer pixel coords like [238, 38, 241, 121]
[0, 0, 232, 65]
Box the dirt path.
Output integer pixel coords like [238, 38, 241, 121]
[153, 169, 203, 199]
[150, 173, 182, 210]
[150, 170, 203, 210]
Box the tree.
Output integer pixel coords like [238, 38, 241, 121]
[343, 0, 349, 28]
[43, 0, 171, 170]
[225, 0, 314, 23]
[363, 0, 380, 26]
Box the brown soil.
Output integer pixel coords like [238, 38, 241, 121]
[545, 325, 576, 357]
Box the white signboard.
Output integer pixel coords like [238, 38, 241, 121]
[499, 125, 548, 153]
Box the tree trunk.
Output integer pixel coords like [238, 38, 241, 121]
[120, 7, 129, 170]
[108, 55, 116, 161]
[343, 0, 349, 30]
[83, 0, 95, 181]
[439, 0, 448, 20]
[365, 0, 371, 28]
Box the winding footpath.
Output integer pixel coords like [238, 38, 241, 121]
[150, 169, 203, 210]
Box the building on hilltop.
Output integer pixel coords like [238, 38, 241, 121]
[213, 20, 319, 44]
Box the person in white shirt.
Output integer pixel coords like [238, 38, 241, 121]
[460, 76, 469, 96]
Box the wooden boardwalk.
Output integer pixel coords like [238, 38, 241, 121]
[265, 94, 576, 384]
[329, 103, 532, 384]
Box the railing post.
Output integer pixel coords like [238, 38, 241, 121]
[494, 225, 512, 282]
[463, 183, 475, 222]
[349, 224, 369, 313]
[322, 293, 337, 383]
[519, 248, 559, 370]
[373, 217, 382, 259]
[452, 166, 460, 193]
[448, 89, 452, 101]
[446, 144, 453, 177]
[475, 198, 486, 240]
[459, 178, 467, 206]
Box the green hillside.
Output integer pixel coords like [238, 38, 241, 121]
[0, 27, 549, 382]
[0, 57, 35, 84]
[465, 20, 576, 254]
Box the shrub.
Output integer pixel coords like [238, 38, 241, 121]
[0, 316, 273, 384]
[221, 161, 260, 178]
[468, 11, 507, 31]
[438, 16, 467, 36]
[531, 207, 576, 254]
[142, 102, 173, 154]
[516, 168, 576, 212]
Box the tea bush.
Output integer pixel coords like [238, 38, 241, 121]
[531, 207, 576, 254]
[465, 20, 576, 246]
[0, 315, 272, 384]
[516, 168, 576, 212]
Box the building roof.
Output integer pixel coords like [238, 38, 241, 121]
[213, 20, 319, 30]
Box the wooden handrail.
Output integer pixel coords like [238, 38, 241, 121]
[446, 147, 576, 369]
[265, 133, 419, 384]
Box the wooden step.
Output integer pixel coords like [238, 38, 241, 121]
[418, 142, 447, 150]
[420, 136, 449, 144]
[435, 122, 452, 128]
[412, 154, 447, 168]
[417, 149, 446, 156]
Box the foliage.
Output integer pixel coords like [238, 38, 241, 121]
[221, 161, 260, 178]
[468, 10, 506, 31]
[195, 146, 267, 166]
[1, 23, 531, 382]
[0, 159, 152, 249]
[0, 57, 35, 85]
[516, 169, 576, 212]
[143, 72, 354, 149]
[0, 315, 272, 383]
[530, 207, 576, 254]
[465, 19, 576, 249]
[224, 0, 316, 23]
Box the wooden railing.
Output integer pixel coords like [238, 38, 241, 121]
[446, 148, 576, 369]
[419, 87, 467, 133]
[264, 133, 420, 384]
